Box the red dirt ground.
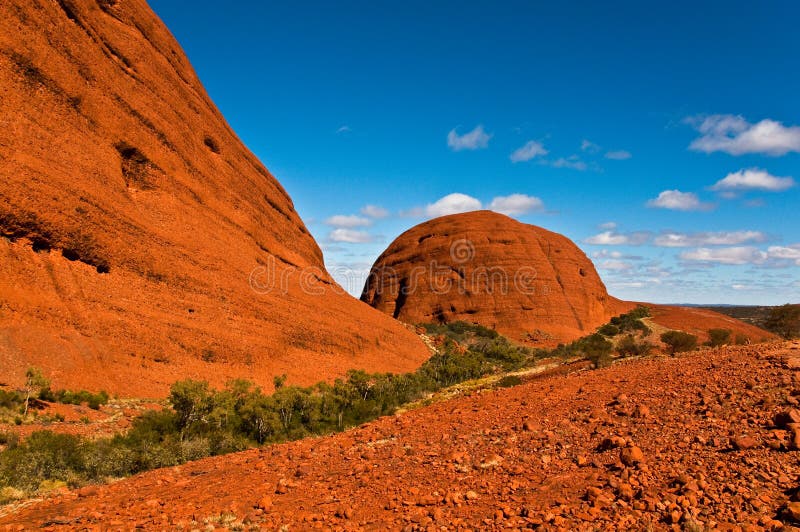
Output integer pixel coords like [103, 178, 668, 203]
[2, 341, 798, 530]
[647, 305, 775, 344]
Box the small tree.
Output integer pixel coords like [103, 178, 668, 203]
[23, 368, 49, 416]
[578, 333, 614, 368]
[168, 380, 212, 434]
[707, 328, 732, 347]
[617, 334, 652, 357]
[660, 331, 698, 356]
[273, 374, 287, 390]
[764, 304, 800, 339]
[598, 324, 620, 337]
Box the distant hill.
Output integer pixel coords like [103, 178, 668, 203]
[697, 305, 778, 329]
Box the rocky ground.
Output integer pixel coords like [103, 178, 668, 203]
[2, 342, 799, 531]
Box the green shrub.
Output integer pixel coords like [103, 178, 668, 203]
[598, 324, 620, 337]
[764, 304, 800, 339]
[660, 331, 698, 355]
[38, 388, 109, 409]
[421, 321, 499, 342]
[0, 432, 84, 491]
[616, 334, 652, 357]
[0, 390, 23, 410]
[0, 432, 19, 448]
[569, 333, 614, 368]
[707, 328, 732, 347]
[495, 375, 523, 388]
[609, 306, 651, 335]
[734, 334, 749, 345]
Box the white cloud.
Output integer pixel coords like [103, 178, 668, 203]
[654, 230, 767, 248]
[592, 250, 623, 259]
[424, 193, 482, 217]
[510, 140, 548, 162]
[646, 190, 713, 211]
[710, 168, 795, 192]
[687, 114, 800, 156]
[592, 250, 644, 261]
[584, 231, 651, 246]
[360, 205, 389, 218]
[605, 150, 632, 160]
[488, 194, 544, 215]
[550, 156, 587, 171]
[328, 228, 375, 244]
[598, 221, 617, 230]
[609, 281, 645, 289]
[599, 259, 634, 271]
[680, 246, 768, 265]
[447, 125, 491, 151]
[581, 139, 601, 153]
[767, 245, 800, 265]
[336, 125, 352, 134]
[324, 214, 372, 228]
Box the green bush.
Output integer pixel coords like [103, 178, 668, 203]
[0, 390, 23, 410]
[660, 331, 698, 355]
[38, 388, 109, 410]
[707, 328, 732, 347]
[495, 375, 523, 388]
[764, 304, 800, 339]
[421, 321, 499, 342]
[609, 306, 651, 335]
[616, 334, 652, 357]
[0, 432, 84, 491]
[0, 432, 19, 448]
[597, 324, 620, 337]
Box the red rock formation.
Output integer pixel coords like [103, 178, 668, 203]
[362, 211, 630, 344]
[0, 0, 427, 396]
[361, 211, 774, 345]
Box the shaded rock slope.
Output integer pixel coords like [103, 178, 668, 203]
[0, 0, 427, 396]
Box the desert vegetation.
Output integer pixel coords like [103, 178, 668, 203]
[765, 304, 800, 339]
[0, 312, 726, 502]
[0, 369, 109, 427]
[660, 330, 699, 355]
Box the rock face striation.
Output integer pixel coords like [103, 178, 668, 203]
[0, 0, 427, 396]
[361, 211, 629, 343]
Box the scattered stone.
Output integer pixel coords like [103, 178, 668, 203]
[620, 446, 644, 466]
[774, 409, 800, 428]
[731, 436, 758, 450]
[599, 436, 627, 451]
[784, 501, 800, 522]
[257, 496, 273, 510]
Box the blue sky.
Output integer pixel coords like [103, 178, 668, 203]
[150, 1, 799, 304]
